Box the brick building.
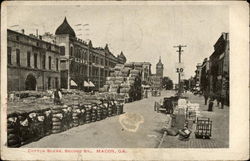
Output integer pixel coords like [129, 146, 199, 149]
[7, 29, 61, 91]
[194, 63, 202, 88]
[209, 32, 229, 104]
[200, 58, 210, 94]
[54, 17, 126, 90]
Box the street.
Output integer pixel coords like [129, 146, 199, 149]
[24, 90, 229, 148]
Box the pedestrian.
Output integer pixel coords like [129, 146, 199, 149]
[216, 93, 221, 107]
[208, 97, 214, 112]
[203, 89, 209, 105]
[53, 88, 62, 105]
[221, 89, 226, 109]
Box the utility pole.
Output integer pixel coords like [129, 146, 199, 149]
[174, 45, 187, 96]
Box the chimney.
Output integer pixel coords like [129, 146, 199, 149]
[36, 29, 38, 37]
[21, 29, 25, 34]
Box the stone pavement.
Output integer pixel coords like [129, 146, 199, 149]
[160, 91, 229, 148]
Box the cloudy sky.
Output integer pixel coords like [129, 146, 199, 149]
[7, 3, 229, 83]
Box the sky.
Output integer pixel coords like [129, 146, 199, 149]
[7, 4, 229, 83]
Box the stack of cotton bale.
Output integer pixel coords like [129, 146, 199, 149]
[51, 105, 63, 134]
[186, 101, 200, 122]
[7, 113, 21, 147]
[127, 69, 142, 101]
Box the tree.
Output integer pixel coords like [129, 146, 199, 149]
[162, 77, 173, 90]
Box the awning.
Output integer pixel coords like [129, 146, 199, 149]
[84, 81, 90, 87]
[89, 81, 95, 87]
[70, 80, 77, 86]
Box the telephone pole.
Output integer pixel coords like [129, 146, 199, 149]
[174, 45, 187, 96]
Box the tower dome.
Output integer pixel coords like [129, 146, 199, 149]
[55, 17, 76, 37]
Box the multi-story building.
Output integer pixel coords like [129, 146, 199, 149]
[209, 32, 229, 104]
[7, 29, 62, 91]
[200, 58, 210, 93]
[53, 17, 126, 90]
[194, 63, 202, 88]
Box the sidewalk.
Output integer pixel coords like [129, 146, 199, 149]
[160, 92, 229, 148]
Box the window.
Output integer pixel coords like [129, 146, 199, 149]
[60, 46, 65, 56]
[27, 52, 31, 67]
[48, 77, 51, 89]
[48, 56, 52, 70]
[16, 36, 19, 41]
[34, 53, 37, 68]
[16, 49, 20, 66]
[56, 58, 59, 71]
[7, 47, 12, 64]
[70, 46, 73, 56]
[42, 55, 46, 69]
[55, 77, 58, 89]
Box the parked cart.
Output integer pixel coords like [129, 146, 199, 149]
[195, 117, 212, 139]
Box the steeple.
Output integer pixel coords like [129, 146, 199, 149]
[157, 56, 163, 66]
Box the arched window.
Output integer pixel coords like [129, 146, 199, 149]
[70, 46, 73, 56]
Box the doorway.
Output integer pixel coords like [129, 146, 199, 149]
[25, 74, 36, 90]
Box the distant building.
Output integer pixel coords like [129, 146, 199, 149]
[7, 29, 61, 91]
[128, 62, 152, 84]
[156, 57, 164, 78]
[149, 57, 164, 89]
[200, 58, 210, 93]
[194, 63, 202, 88]
[209, 32, 229, 104]
[54, 17, 126, 90]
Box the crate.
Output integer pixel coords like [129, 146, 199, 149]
[195, 117, 212, 139]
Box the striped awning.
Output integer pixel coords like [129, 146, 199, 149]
[89, 81, 95, 87]
[84, 81, 90, 87]
[70, 80, 77, 86]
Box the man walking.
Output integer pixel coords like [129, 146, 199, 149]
[203, 89, 209, 105]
